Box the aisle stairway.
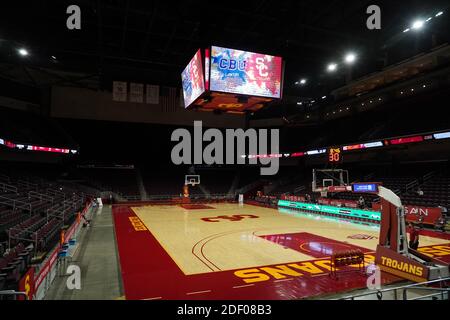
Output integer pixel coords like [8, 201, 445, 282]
[135, 168, 148, 201]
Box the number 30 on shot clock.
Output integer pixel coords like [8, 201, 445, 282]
[328, 147, 342, 163]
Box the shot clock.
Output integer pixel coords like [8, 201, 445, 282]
[328, 147, 342, 164]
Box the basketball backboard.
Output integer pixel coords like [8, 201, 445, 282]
[185, 175, 200, 186]
[312, 169, 349, 192]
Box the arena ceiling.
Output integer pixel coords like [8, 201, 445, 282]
[0, 0, 449, 97]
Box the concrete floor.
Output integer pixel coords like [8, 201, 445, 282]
[45, 205, 123, 300]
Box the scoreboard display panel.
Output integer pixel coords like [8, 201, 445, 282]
[181, 49, 206, 108]
[352, 183, 379, 193]
[180, 46, 284, 113]
[209, 46, 283, 99]
[194, 92, 272, 112]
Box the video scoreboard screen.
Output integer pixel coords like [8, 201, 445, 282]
[209, 46, 283, 99]
[181, 49, 206, 108]
[180, 46, 284, 112]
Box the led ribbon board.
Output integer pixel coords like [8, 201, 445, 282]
[209, 46, 283, 99]
[181, 49, 206, 108]
[278, 200, 381, 222]
[434, 131, 450, 140]
[0, 137, 77, 154]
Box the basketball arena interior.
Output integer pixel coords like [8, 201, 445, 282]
[1, 0, 450, 305]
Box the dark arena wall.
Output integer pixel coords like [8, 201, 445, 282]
[51, 86, 246, 128]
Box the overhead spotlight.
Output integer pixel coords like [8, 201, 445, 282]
[51, 55, 57, 60]
[300, 79, 307, 85]
[321, 96, 327, 100]
[411, 20, 425, 30]
[344, 53, 357, 64]
[295, 81, 299, 85]
[411, 88, 415, 92]
[435, 11, 443, 17]
[18, 48, 29, 56]
[327, 63, 338, 72]
[297, 102, 303, 106]
[403, 28, 410, 33]
[426, 17, 433, 22]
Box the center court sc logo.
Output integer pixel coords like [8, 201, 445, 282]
[171, 121, 279, 175]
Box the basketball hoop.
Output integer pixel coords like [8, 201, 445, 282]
[185, 175, 200, 186]
[312, 169, 349, 193]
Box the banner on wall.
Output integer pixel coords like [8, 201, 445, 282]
[405, 205, 442, 224]
[130, 83, 144, 103]
[372, 203, 442, 225]
[112, 81, 127, 102]
[146, 84, 160, 104]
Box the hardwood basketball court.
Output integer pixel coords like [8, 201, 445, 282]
[112, 202, 450, 300]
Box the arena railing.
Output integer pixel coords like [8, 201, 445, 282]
[18, 180, 38, 191]
[423, 171, 436, 183]
[0, 195, 32, 214]
[405, 180, 419, 193]
[0, 173, 11, 183]
[339, 277, 450, 300]
[46, 188, 66, 200]
[0, 290, 28, 300]
[8, 227, 38, 255]
[28, 191, 54, 205]
[236, 180, 265, 195]
[0, 182, 17, 193]
[31, 200, 94, 300]
[121, 195, 142, 201]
